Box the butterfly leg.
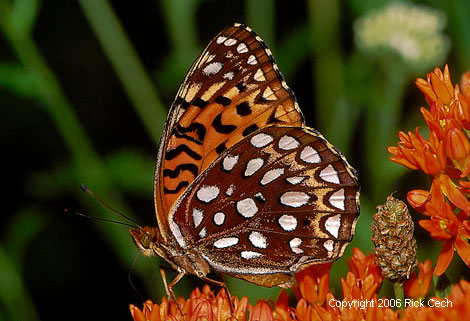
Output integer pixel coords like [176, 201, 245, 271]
[159, 268, 186, 319]
[201, 274, 234, 314]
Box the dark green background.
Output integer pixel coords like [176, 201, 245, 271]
[1, 0, 469, 320]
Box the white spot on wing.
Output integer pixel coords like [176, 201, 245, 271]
[261, 168, 284, 185]
[196, 185, 220, 203]
[244, 158, 264, 177]
[206, 54, 215, 63]
[300, 145, 321, 163]
[250, 133, 273, 148]
[278, 135, 300, 150]
[224, 38, 237, 46]
[223, 154, 239, 171]
[237, 43, 248, 53]
[202, 62, 223, 76]
[290, 238, 303, 254]
[199, 227, 207, 238]
[225, 184, 235, 196]
[254, 192, 265, 202]
[329, 189, 345, 210]
[236, 198, 258, 218]
[320, 165, 340, 184]
[278, 215, 297, 231]
[247, 55, 258, 65]
[223, 71, 234, 80]
[325, 214, 341, 238]
[214, 237, 239, 248]
[192, 208, 204, 228]
[324, 239, 334, 252]
[213, 212, 226, 226]
[241, 251, 263, 259]
[280, 191, 310, 207]
[248, 231, 267, 248]
[216, 36, 227, 44]
[286, 176, 305, 185]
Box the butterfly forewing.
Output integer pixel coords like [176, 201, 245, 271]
[168, 126, 359, 275]
[155, 24, 304, 224]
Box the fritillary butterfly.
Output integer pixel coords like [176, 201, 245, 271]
[131, 23, 360, 293]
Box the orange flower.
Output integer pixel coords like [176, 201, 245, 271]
[347, 248, 383, 286]
[388, 129, 446, 176]
[445, 279, 470, 320]
[415, 65, 455, 108]
[294, 263, 332, 306]
[461, 72, 470, 98]
[390, 65, 470, 275]
[404, 260, 433, 299]
[272, 290, 295, 321]
[419, 190, 470, 275]
[249, 300, 274, 321]
[129, 285, 248, 321]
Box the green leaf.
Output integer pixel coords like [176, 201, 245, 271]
[276, 24, 311, 79]
[3, 207, 48, 268]
[10, 0, 40, 36]
[0, 62, 39, 98]
[105, 149, 154, 194]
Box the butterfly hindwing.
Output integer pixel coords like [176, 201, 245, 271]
[168, 126, 359, 274]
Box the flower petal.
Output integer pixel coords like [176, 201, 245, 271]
[434, 239, 454, 276]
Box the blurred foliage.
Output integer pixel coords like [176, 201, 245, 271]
[0, 0, 469, 320]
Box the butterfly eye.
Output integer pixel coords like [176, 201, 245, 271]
[130, 228, 152, 251]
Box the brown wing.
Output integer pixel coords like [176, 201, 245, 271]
[154, 24, 304, 237]
[168, 126, 360, 276]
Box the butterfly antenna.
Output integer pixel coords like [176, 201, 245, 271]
[80, 184, 141, 228]
[65, 209, 138, 229]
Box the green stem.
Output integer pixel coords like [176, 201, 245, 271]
[0, 244, 40, 321]
[365, 62, 407, 201]
[79, 0, 167, 144]
[246, 0, 275, 48]
[161, 0, 199, 63]
[393, 281, 405, 309]
[308, 0, 358, 155]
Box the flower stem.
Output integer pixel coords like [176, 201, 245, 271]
[393, 281, 405, 309]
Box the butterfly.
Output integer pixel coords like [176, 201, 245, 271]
[131, 23, 360, 296]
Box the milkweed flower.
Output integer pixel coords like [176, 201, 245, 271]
[129, 285, 248, 321]
[404, 260, 433, 300]
[389, 65, 470, 275]
[294, 263, 332, 305]
[353, 1, 449, 70]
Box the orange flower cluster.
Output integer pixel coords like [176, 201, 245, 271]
[129, 285, 248, 321]
[388, 65, 470, 275]
[129, 249, 470, 321]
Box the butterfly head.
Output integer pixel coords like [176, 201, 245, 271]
[130, 226, 161, 257]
